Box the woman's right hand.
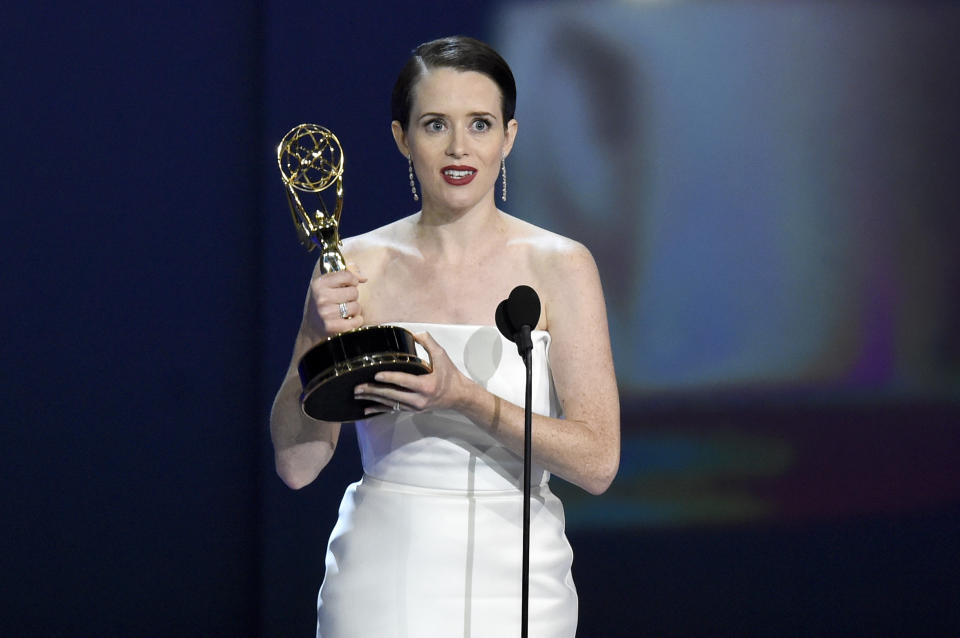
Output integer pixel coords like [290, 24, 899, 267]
[305, 267, 367, 339]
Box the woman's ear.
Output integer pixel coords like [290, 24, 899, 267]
[502, 118, 519, 159]
[391, 121, 409, 157]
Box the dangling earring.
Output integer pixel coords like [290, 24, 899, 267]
[500, 154, 507, 202]
[408, 155, 419, 202]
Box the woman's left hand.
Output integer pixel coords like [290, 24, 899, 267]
[355, 332, 472, 416]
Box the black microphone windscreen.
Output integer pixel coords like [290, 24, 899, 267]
[495, 299, 515, 342]
[506, 285, 541, 330]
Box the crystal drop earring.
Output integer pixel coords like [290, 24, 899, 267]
[500, 154, 507, 202]
[408, 155, 419, 202]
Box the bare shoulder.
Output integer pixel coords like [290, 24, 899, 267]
[501, 213, 596, 275]
[341, 213, 418, 253]
[501, 213, 603, 332]
[339, 214, 419, 273]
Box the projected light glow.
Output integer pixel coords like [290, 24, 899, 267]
[497, 3, 959, 396]
[494, 2, 960, 528]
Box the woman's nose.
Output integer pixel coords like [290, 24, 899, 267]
[446, 127, 466, 157]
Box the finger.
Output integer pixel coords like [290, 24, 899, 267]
[318, 300, 361, 321]
[339, 300, 361, 318]
[355, 388, 409, 412]
[370, 370, 424, 390]
[320, 315, 364, 336]
[414, 331, 438, 348]
[340, 315, 365, 331]
[346, 262, 369, 283]
[330, 268, 365, 286]
[311, 289, 355, 316]
[320, 286, 359, 304]
[413, 331, 447, 362]
[356, 377, 426, 402]
[313, 269, 364, 288]
[311, 281, 360, 306]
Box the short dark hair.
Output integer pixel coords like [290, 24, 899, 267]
[391, 35, 517, 131]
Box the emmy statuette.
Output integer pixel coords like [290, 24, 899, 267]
[277, 123, 431, 422]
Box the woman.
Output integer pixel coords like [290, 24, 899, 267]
[270, 36, 619, 638]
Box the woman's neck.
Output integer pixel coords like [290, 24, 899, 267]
[414, 197, 506, 262]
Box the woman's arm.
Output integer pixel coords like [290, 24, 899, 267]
[269, 260, 367, 489]
[358, 241, 620, 494]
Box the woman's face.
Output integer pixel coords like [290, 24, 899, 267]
[393, 67, 517, 213]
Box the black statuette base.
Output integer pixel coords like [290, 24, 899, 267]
[298, 325, 430, 422]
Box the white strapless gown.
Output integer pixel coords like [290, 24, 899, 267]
[316, 323, 578, 638]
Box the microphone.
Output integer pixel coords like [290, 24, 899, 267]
[495, 285, 541, 356]
[495, 285, 542, 638]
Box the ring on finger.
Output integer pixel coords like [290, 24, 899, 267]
[338, 302, 349, 319]
[393, 401, 400, 412]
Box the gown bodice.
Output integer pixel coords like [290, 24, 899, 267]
[355, 322, 563, 492]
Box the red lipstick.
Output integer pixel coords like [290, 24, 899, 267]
[440, 165, 477, 186]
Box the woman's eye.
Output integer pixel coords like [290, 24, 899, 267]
[472, 119, 490, 132]
[428, 120, 446, 132]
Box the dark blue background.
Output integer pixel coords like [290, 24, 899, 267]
[3, 2, 958, 637]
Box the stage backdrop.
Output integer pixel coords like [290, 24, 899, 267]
[3, 1, 958, 637]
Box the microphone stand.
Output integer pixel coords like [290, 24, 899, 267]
[495, 285, 541, 638]
[518, 325, 533, 638]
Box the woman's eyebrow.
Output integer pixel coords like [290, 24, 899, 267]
[417, 110, 499, 121]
